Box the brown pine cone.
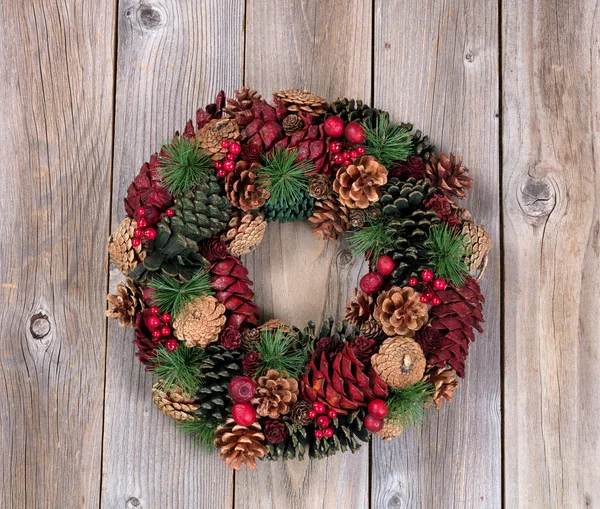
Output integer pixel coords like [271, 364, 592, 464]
[308, 173, 333, 200]
[242, 327, 262, 351]
[195, 118, 240, 160]
[214, 418, 268, 470]
[373, 286, 429, 337]
[333, 156, 388, 209]
[152, 383, 201, 422]
[223, 212, 267, 257]
[308, 199, 349, 240]
[425, 152, 473, 200]
[371, 336, 426, 389]
[288, 400, 313, 426]
[282, 114, 304, 135]
[225, 160, 270, 211]
[251, 369, 299, 418]
[106, 277, 144, 327]
[348, 208, 369, 228]
[172, 296, 227, 347]
[377, 416, 404, 440]
[423, 365, 459, 409]
[345, 288, 374, 325]
[259, 319, 292, 333]
[108, 217, 146, 276]
[224, 87, 263, 126]
[462, 221, 492, 280]
[273, 89, 328, 116]
[359, 318, 385, 341]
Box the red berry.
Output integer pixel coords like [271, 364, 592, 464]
[225, 153, 236, 161]
[214, 160, 223, 169]
[360, 272, 384, 294]
[149, 306, 160, 315]
[223, 160, 235, 172]
[160, 326, 171, 337]
[316, 415, 330, 428]
[161, 313, 171, 323]
[166, 208, 175, 217]
[314, 430, 324, 439]
[152, 330, 161, 339]
[367, 399, 389, 419]
[137, 218, 148, 229]
[229, 142, 241, 155]
[356, 145, 366, 155]
[433, 279, 447, 290]
[132, 238, 141, 248]
[408, 277, 418, 287]
[349, 149, 359, 159]
[420, 295, 430, 304]
[228, 376, 257, 403]
[425, 291, 434, 300]
[330, 141, 343, 153]
[324, 115, 345, 138]
[137, 207, 147, 217]
[344, 121, 366, 144]
[134, 228, 142, 238]
[333, 154, 344, 164]
[217, 169, 227, 177]
[376, 255, 396, 276]
[308, 410, 318, 419]
[421, 269, 434, 282]
[323, 428, 334, 438]
[341, 151, 349, 160]
[364, 414, 384, 433]
[165, 339, 178, 352]
[431, 296, 442, 306]
[343, 158, 352, 166]
[231, 403, 256, 426]
[328, 410, 337, 419]
[220, 140, 230, 149]
[144, 228, 156, 240]
[313, 402, 326, 414]
[147, 316, 161, 328]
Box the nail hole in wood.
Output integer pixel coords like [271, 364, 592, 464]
[465, 53, 474, 62]
[30, 313, 50, 340]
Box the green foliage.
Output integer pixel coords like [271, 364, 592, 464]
[386, 380, 435, 429]
[427, 223, 471, 286]
[348, 216, 395, 260]
[364, 115, 414, 166]
[147, 271, 213, 318]
[253, 327, 309, 379]
[258, 147, 314, 208]
[160, 137, 213, 195]
[177, 417, 216, 451]
[150, 345, 205, 396]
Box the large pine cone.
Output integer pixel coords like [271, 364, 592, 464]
[195, 118, 240, 160]
[152, 383, 201, 422]
[108, 217, 146, 276]
[252, 369, 299, 418]
[344, 288, 374, 325]
[371, 336, 426, 389]
[215, 418, 268, 470]
[222, 212, 267, 257]
[462, 222, 492, 280]
[425, 152, 473, 200]
[172, 296, 227, 347]
[106, 277, 144, 327]
[422, 365, 459, 409]
[374, 286, 429, 337]
[273, 89, 328, 116]
[333, 156, 388, 209]
[308, 199, 349, 240]
[225, 161, 269, 211]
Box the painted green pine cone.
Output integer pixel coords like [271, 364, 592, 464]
[380, 177, 436, 217]
[262, 191, 314, 223]
[325, 98, 383, 127]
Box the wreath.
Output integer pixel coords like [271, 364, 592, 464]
[106, 88, 491, 470]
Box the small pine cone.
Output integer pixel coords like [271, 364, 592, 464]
[224, 87, 263, 125]
[371, 336, 427, 389]
[423, 365, 459, 409]
[273, 89, 328, 116]
[415, 326, 442, 356]
[225, 160, 270, 211]
[376, 416, 404, 440]
[259, 318, 292, 333]
[242, 351, 261, 375]
[333, 156, 388, 209]
[350, 336, 378, 365]
[219, 325, 242, 350]
[152, 383, 201, 422]
[223, 212, 267, 257]
[308, 174, 333, 200]
[282, 114, 304, 135]
[195, 118, 240, 160]
[264, 419, 289, 444]
[359, 319, 385, 341]
[252, 369, 299, 418]
[242, 328, 262, 351]
[462, 222, 492, 280]
[425, 152, 473, 200]
[199, 238, 229, 261]
[308, 199, 349, 240]
[108, 217, 146, 276]
[172, 296, 227, 347]
[373, 286, 429, 337]
[106, 277, 144, 327]
[345, 288, 374, 325]
[288, 400, 313, 426]
[215, 418, 268, 470]
[348, 208, 369, 228]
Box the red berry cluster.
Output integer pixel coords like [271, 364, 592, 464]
[132, 206, 176, 247]
[229, 376, 258, 426]
[324, 117, 368, 170]
[363, 399, 389, 433]
[145, 306, 177, 351]
[408, 269, 447, 306]
[359, 255, 396, 294]
[214, 140, 242, 178]
[308, 402, 337, 439]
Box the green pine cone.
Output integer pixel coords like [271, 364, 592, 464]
[262, 191, 314, 223]
[308, 410, 370, 459]
[325, 98, 383, 127]
[263, 422, 309, 461]
[380, 177, 435, 218]
[399, 122, 435, 162]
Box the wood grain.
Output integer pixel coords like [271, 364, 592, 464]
[502, 0, 600, 507]
[0, 1, 116, 507]
[236, 1, 372, 508]
[100, 1, 243, 508]
[371, 1, 502, 508]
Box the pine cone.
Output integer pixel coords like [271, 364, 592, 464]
[379, 177, 435, 217]
[263, 421, 309, 461]
[344, 288, 374, 325]
[282, 114, 304, 135]
[388, 156, 426, 180]
[242, 351, 261, 375]
[425, 153, 473, 200]
[424, 194, 462, 229]
[152, 383, 200, 422]
[219, 325, 242, 350]
[309, 409, 370, 458]
[398, 122, 435, 163]
[462, 222, 492, 280]
[348, 208, 368, 228]
[415, 326, 443, 356]
[259, 319, 292, 332]
[223, 212, 267, 257]
[359, 319, 385, 341]
[423, 365, 459, 409]
[172, 296, 227, 347]
[325, 98, 382, 126]
[264, 419, 289, 444]
[224, 87, 263, 127]
[242, 328, 262, 351]
[199, 237, 229, 261]
[371, 336, 426, 389]
[333, 156, 388, 209]
[252, 369, 299, 418]
[106, 277, 144, 327]
[350, 336, 378, 365]
[195, 118, 240, 160]
[373, 286, 429, 337]
[262, 190, 314, 223]
[215, 418, 268, 470]
[273, 89, 328, 116]
[108, 217, 146, 276]
[314, 337, 344, 361]
[377, 416, 404, 440]
[225, 161, 269, 211]
[288, 400, 313, 426]
[308, 173, 333, 200]
[308, 199, 349, 240]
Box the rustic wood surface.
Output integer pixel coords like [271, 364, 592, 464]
[0, 0, 597, 508]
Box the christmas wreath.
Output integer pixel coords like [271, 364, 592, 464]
[106, 88, 491, 470]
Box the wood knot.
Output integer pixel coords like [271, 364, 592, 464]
[338, 249, 353, 267]
[516, 173, 556, 219]
[30, 313, 51, 340]
[388, 493, 402, 508]
[138, 5, 163, 30]
[126, 497, 141, 508]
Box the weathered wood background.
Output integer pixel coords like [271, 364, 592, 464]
[0, 0, 597, 507]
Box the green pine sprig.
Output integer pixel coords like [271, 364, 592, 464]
[257, 147, 314, 208]
[364, 115, 413, 166]
[177, 417, 216, 451]
[147, 271, 213, 318]
[386, 380, 435, 429]
[348, 216, 395, 260]
[150, 344, 205, 396]
[427, 223, 471, 286]
[253, 327, 308, 379]
[159, 137, 212, 195]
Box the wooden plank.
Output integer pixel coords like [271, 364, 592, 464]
[502, 0, 600, 507]
[371, 1, 502, 508]
[100, 1, 244, 507]
[236, 0, 372, 508]
[0, 1, 116, 508]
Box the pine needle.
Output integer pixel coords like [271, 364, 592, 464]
[427, 223, 471, 286]
[147, 271, 213, 318]
[254, 327, 308, 379]
[159, 137, 213, 195]
[177, 417, 216, 451]
[151, 344, 205, 396]
[257, 147, 314, 208]
[364, 115, 414, 166]
[386, 380, 435, 429]
[348, 216, 395, 260]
